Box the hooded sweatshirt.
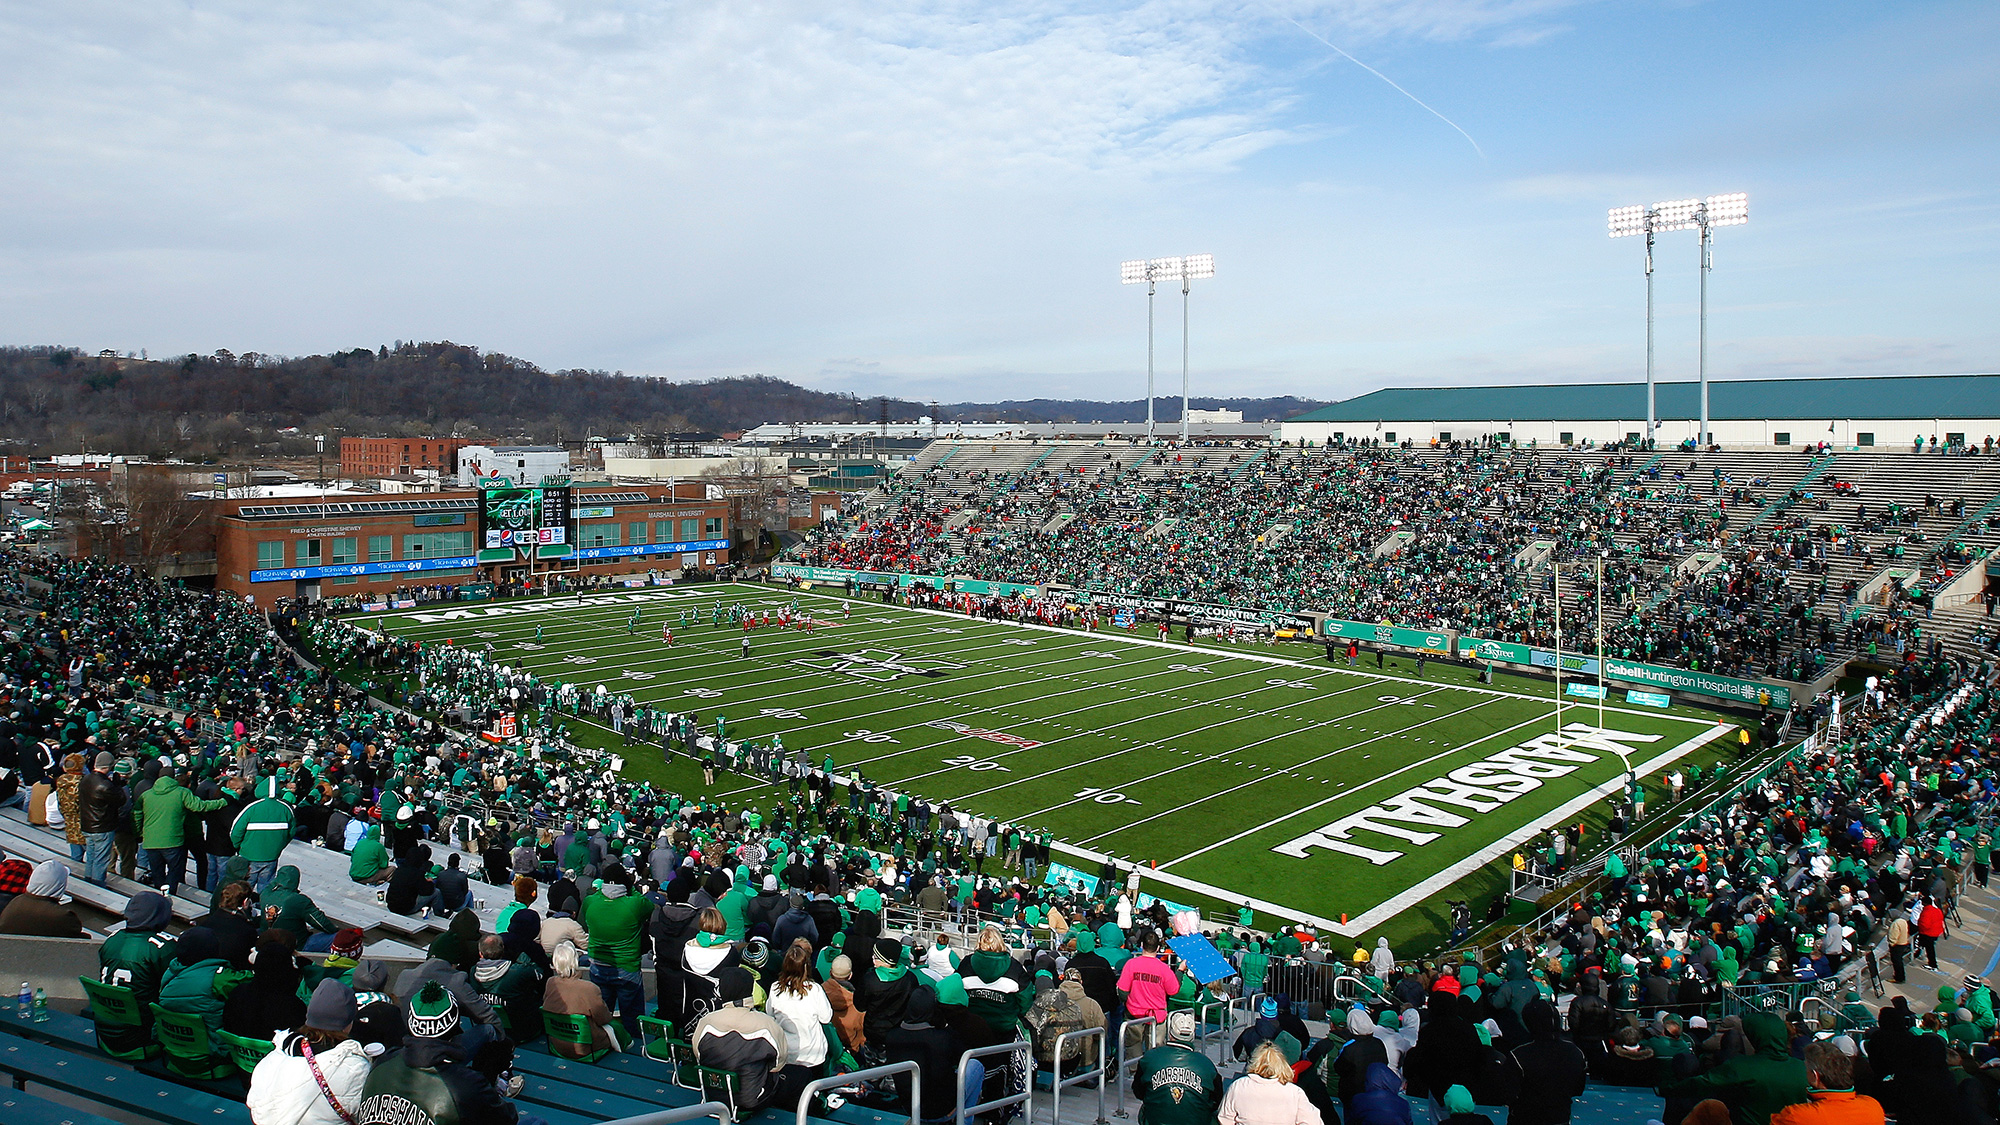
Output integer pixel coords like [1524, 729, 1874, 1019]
[262, 865, 338, 938]
[230, 776, 295, 863]
[1658, 1010, 1810, 1125]
[958, 949, 1031, 1040]
[1348, 1061, 1414, 1125]
[1507, 999, 1587, 1125]
[349, 825, 390, 880]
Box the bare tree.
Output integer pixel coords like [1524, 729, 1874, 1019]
[124, 468, 217, 570]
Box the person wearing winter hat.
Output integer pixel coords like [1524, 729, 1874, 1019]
[246, 979, 371, 1125]
[0, 858, 81, 937]
[358, 981, 538, 1125]
[878, 985, 973, 1121]
[229, 774, 294, 893]
[309, 927, 368, 988]
[692, 966, 790, 1110]
[94, 890, 177, 1056]
[1133, 1007, 1222, 1125]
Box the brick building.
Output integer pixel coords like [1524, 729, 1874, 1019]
[214, 482, 739, 606]
[339, 437, 471, 479]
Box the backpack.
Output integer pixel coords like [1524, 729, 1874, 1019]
[1026, 987, 1087, 1061]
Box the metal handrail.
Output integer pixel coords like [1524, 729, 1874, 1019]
[956, 1038, 1033, 1125]
[1111, 1016, 1157, 1119]
[1049, 1026, 1107, 1125]
[1193, 998, 1236, 1064]
[798, 1061, 922, 1125]
[599, 1102, 733, 1125]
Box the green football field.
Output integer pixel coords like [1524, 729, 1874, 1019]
[360, 582, 1741, 946]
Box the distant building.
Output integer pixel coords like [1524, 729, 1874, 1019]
[456, 445, 571, 487]
[1279, 373, 2000, 449]
[211, 482, 737, 607]
[340, 437, 470, 478]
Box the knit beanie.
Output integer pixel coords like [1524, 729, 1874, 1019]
[306, 980, 358, 1032]
[407, 981, 461, 1039]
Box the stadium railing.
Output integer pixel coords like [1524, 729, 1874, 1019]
[796, 1062, 921, 1125]
[954, 1039, 1032, 1125]
[1047, 1026, 1108, 1125]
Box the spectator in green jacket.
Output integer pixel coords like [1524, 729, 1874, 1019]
[582, 861, 653, 1042]
[228, 775, 294, 893]
[136, 770, 229, 897]
[96, 890, 178, 1056]
[260, 864, 342, 952]
[158, 925, 250, 1047]
[717, 866, 752, 942]
[473, 932, 547, 1040]
[350, 824, 391, 884]
[1657, 1010, 1809, 1125]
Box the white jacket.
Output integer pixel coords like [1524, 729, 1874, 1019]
[246, 1031, 371, 1125]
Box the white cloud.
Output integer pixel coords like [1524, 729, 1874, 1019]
[0, 0, 1992, 406]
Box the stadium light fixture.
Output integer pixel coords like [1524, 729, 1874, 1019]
[1609, 193, 1747, 448]
[1122, 254, 1215, 441]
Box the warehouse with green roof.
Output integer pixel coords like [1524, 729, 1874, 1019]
[1278, 373, 2000, 450]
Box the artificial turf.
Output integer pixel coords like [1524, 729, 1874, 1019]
[361, 581, 1744, 948]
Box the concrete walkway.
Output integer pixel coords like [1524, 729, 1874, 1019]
[1879, 873, 2000, 1009]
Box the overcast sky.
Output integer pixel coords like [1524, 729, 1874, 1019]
[2, 1, 1995, 404]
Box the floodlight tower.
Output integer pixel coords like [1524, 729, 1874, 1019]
[1606, 205, 1660, 444]
[1123, 254, 1215, 442]
[1177, 254, 1215, 442]
[1121, 258, 1164, 441]
[1609, 195, 1747, 448]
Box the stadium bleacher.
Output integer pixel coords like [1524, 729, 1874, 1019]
[798, 440, 2000, 688]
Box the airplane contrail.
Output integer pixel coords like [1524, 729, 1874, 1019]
[1287, 18, 1484, 158]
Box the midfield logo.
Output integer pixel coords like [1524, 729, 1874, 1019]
[794, 648, 965, 682]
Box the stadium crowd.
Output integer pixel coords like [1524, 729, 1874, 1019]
[794, 445, 1988, 685]
[5, 540, 2000, 1125]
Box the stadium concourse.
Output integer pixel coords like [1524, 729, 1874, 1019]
[0, 433, 1996, 1125]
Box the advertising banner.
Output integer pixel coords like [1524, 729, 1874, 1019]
[575, 537, 730, 562]
[251, 555, 479, 584]
[1603, 658, 1790, 707]
[1626, 690, 1672, 708]
[1322, 618, 1454, 655]
[1565, 683, 1606, 699]
[1456, 635, 1600, 675]
[1168, 599, 1314, 630]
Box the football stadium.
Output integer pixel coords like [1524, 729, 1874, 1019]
[3, 5, 1997, 1124]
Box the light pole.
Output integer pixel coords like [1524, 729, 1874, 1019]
[1122, 254, 1214, 442]
[1609, 193, 1747, 448]
[1606, 205, 1659, 444]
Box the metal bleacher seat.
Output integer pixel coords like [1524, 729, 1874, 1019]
[0, 1033, 251, 1125]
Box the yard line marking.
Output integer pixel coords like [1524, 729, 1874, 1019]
[924, 680, 1438, 801]
[1059, 694, 1505, 839]
[772, 583, 1717, 726]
